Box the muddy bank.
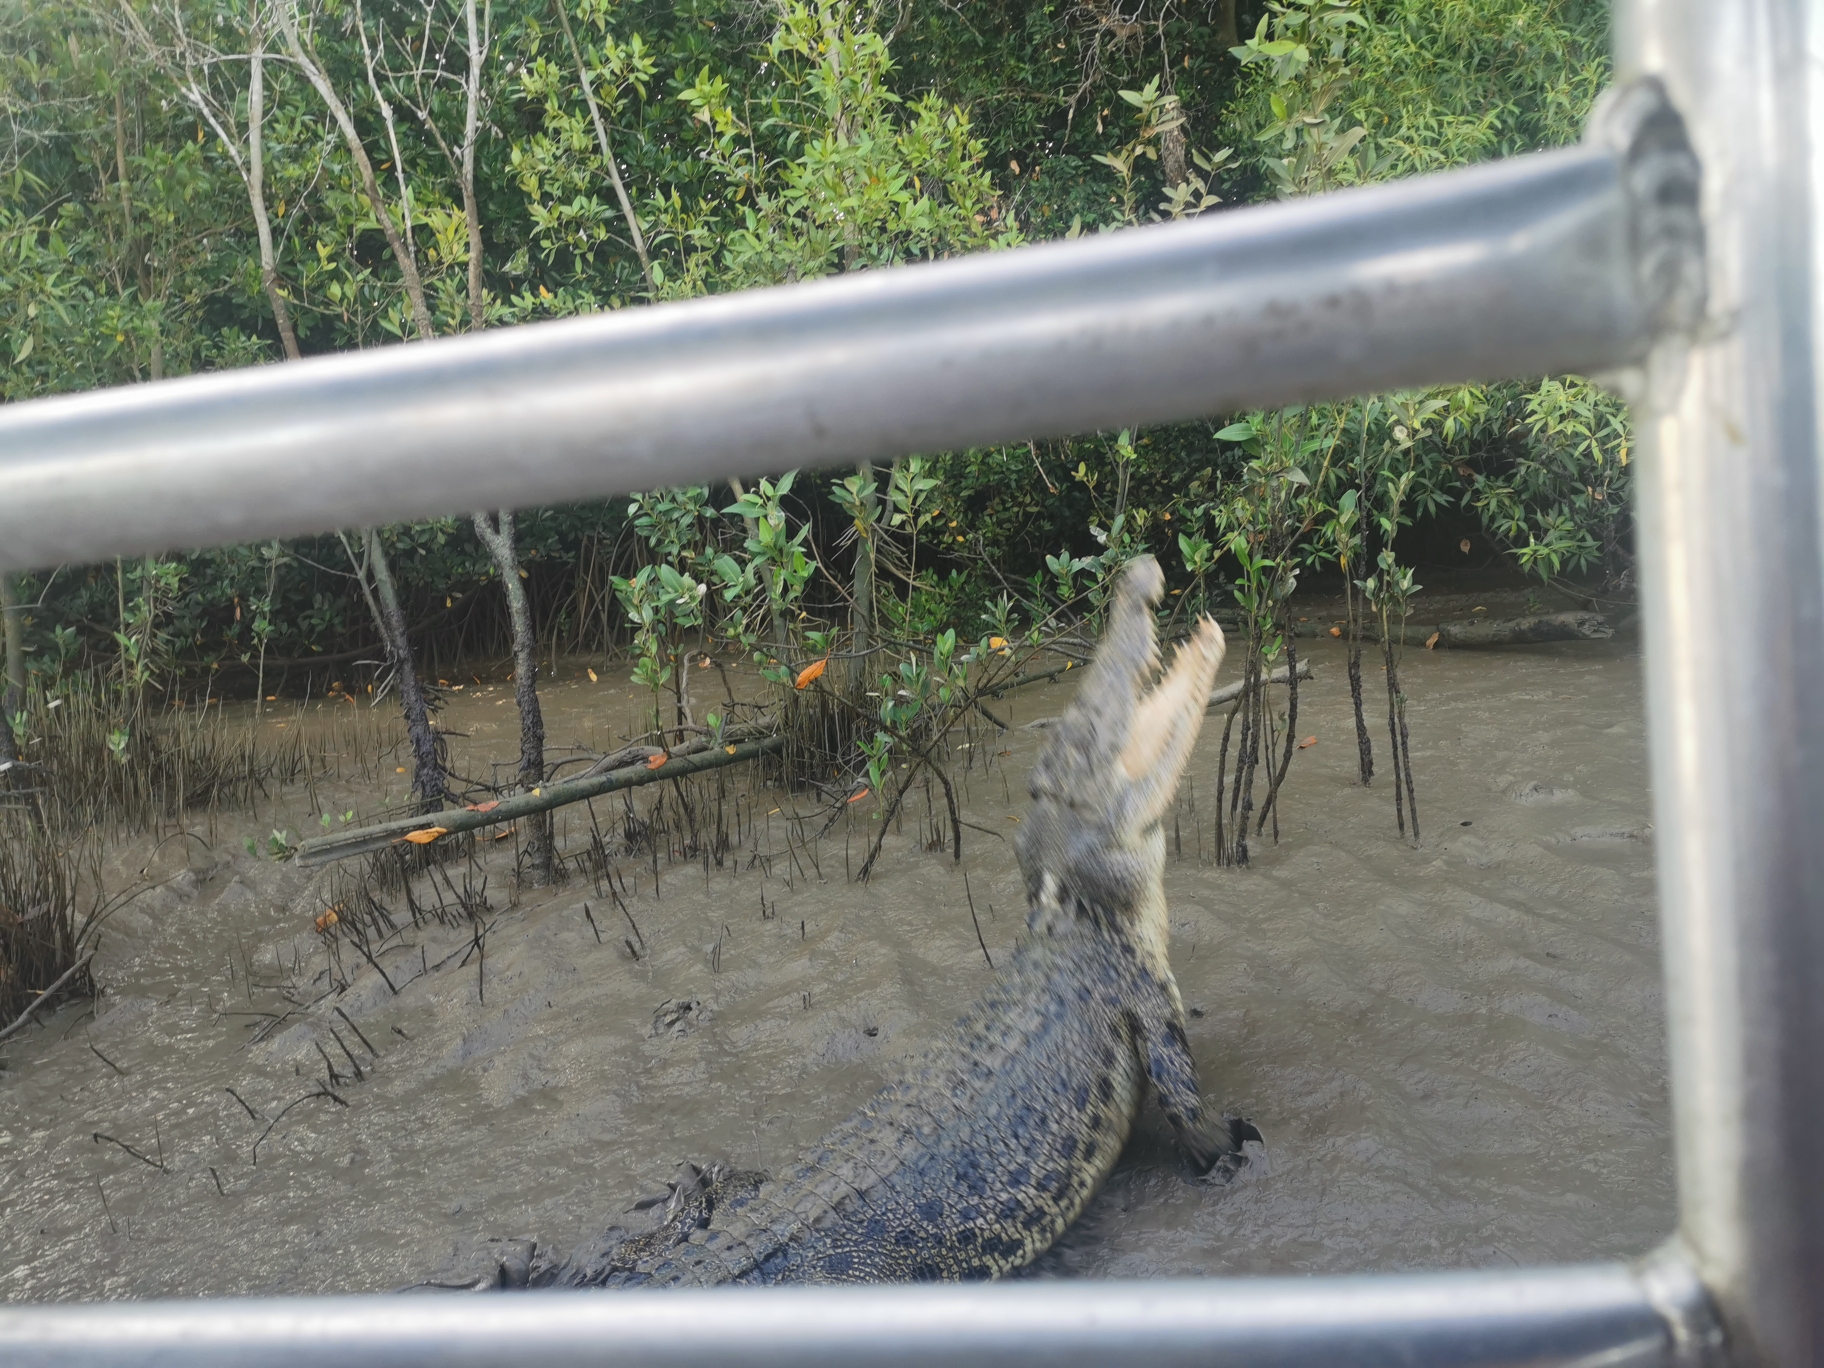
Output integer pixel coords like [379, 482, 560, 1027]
[0, 630, 1670, 1298]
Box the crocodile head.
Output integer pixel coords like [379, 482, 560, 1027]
[1016, 555, 1225, 955]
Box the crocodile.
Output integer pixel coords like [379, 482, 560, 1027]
[525, 554, 1256, 1288]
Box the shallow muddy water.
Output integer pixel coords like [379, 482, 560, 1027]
[0, 617, 1671, 1298]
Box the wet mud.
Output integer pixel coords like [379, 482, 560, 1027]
[0, 617, 1671, 1298]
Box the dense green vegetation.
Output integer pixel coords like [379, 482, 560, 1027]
[0, 0, 1626, 841]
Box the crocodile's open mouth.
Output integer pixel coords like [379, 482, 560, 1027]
[1016, 554, 1225, 920]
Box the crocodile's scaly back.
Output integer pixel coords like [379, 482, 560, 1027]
[534, 556, 1245, 1288]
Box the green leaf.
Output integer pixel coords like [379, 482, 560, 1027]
[1215, 421, 1256, 441]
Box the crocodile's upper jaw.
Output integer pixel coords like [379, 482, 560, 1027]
[1016, 554, 1225, 965]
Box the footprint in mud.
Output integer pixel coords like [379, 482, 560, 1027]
[1508, 780, 1578, 804]
[1567, 825, 1649, 843]
[650, 998, 705, 1039]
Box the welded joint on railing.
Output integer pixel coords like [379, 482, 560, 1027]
[1588, 76, 1707, 345]
[1635, 1240, 1729, 1368]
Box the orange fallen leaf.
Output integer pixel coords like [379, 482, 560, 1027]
[1298, 735, 1318, 750]
[794, 657, 829, 689]
[395, 766, 407, 774]
[725, 744, 738, 755]
[1329, 626, 1342, 638]
[988, 636, 1006, 650]
[847, 788, 870, 803]
[493, 826, 517, 841]
[1425, 631, 1441, 650]
[464, 800, 500, 813]
[646, 752, 669, 770]
[314, 908, 339, 934]
[400, 826, 448, 845]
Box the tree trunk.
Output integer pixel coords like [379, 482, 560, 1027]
[472, 510, 555, 884]
[247, 26, 302, 359]
[460, 0, 488, 330]
[1216, 0, 1239, 50]
[361, 530, 447, 811]
[1344, 572, 1373, 785]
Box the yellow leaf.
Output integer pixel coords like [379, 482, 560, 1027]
[988, 636, 1006, 650]
[1424, 631, 1441, 650]
[725, 744, 738, 755]
[794, 657, 828, 689]
[588, 668, 599, 683]
[395, 766, 407, 773]
[400, 827, 447, 845]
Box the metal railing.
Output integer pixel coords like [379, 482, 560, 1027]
[0, 1, 1814, 1364]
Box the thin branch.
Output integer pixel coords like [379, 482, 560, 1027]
[552, 0, 654, 290]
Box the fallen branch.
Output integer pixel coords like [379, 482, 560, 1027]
[0, 951, 96, 1046]
[293, 735, 784, 867]
[1434, 611, 1612, 648]
[1206, 658, 1313, 710]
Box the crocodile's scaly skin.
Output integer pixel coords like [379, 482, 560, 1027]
[531, 556, 1250, 1288]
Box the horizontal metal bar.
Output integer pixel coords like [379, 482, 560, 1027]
[0, 126, 1679, 573]
[0, 1259, 1715, 1368]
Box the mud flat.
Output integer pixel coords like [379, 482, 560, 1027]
[0, 629, 1669, 1298]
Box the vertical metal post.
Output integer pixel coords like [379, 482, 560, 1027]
[1618, 3, 1824, 1364]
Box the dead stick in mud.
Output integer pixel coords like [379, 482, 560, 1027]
[333, 1006, 379, 1057]
[92, 1131, 163, 1171]
[252, 1088, 347, 1165]
[327, 1026, 366, 1081]
[293, 736, 785, 867]
[963, 872, 993, 970]
[88, 1043, 127, 1075]
[224, 1087, 263, 1121]
[0, 951, 97, 1045]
